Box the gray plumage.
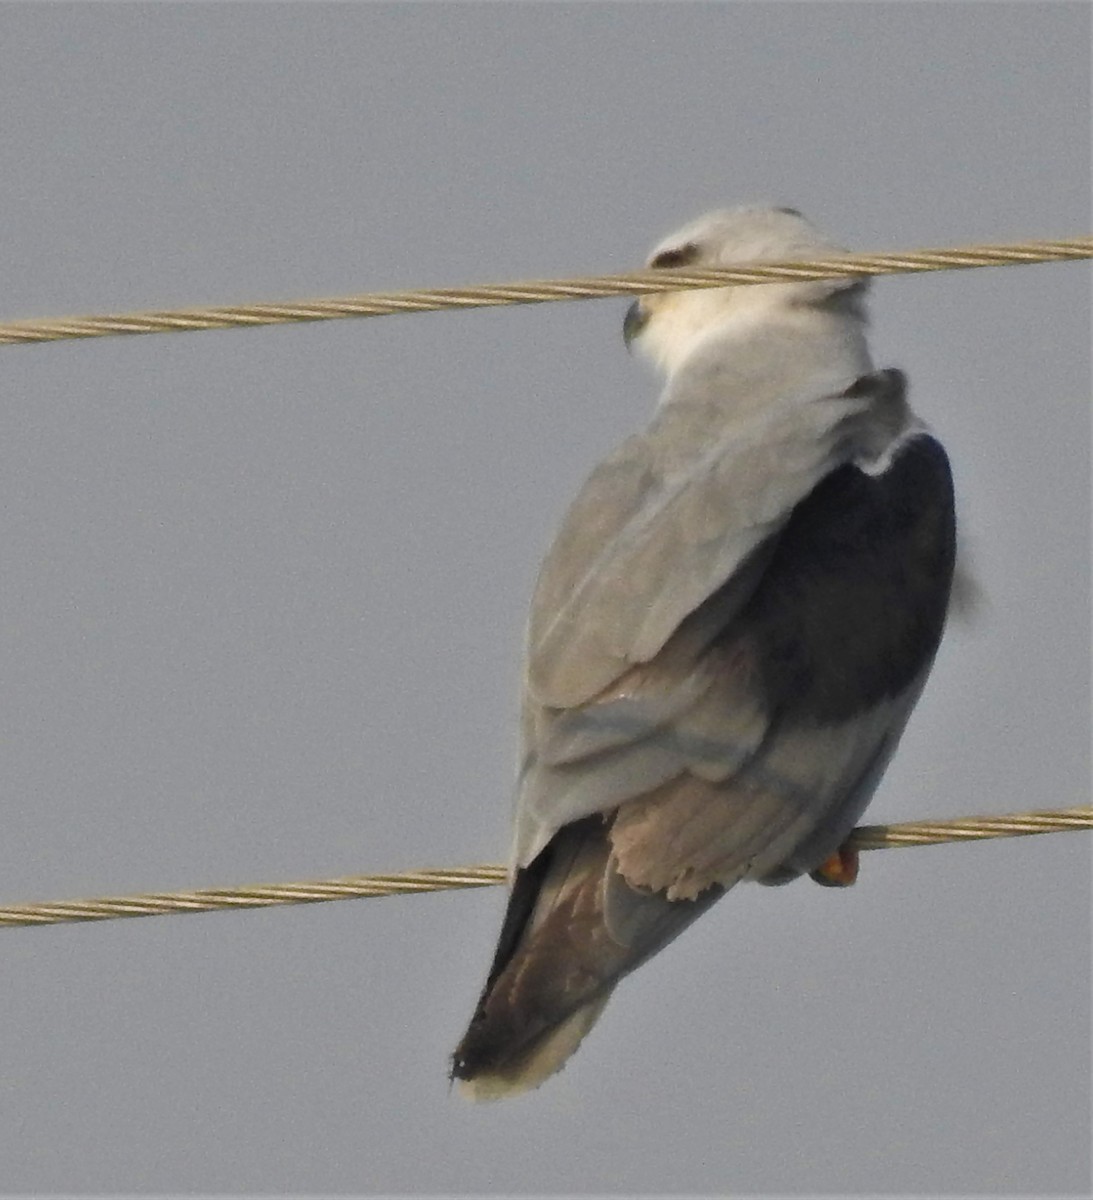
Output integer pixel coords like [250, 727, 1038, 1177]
[452, 207, 956, 1100]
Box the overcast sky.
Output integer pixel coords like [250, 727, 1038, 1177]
[0, 3, 1089, 1196]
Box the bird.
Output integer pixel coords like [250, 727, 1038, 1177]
[451, 206, 956, 1100]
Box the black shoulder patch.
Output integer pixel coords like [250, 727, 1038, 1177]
[738, 435, 956, 722]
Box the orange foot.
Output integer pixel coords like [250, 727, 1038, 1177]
[809, 845, 859, 887]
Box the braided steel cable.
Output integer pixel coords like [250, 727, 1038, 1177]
[0, 808, 1087, 929]
[1, 239, 1089, 347]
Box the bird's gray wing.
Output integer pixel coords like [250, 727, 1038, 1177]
[526, 369, 909, 710]
[523, 426, 956, 886]
[604, 429, 957, 899]
[515, 368, 913, 865]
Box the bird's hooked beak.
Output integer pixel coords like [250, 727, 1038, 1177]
[623, 299, 649, 352]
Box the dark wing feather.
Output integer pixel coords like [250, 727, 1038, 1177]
[741, 434, 956, 721]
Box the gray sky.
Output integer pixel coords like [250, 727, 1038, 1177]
[0, 3, 1089, 1195]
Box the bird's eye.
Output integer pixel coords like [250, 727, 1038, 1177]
[650, 243, 700, 269]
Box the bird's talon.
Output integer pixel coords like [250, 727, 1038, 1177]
[809, 845, 859, 887]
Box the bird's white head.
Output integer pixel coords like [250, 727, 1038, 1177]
[624, 206, 869, 377]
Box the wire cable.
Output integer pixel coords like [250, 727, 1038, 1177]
[1, 238, 1089, 347]
[0, 808, 1087, 929]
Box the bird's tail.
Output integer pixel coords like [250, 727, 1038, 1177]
[451, 816, 721, 1100]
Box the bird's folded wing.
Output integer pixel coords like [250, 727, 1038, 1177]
[526, 374, 906, 709]
[513, 388, 951, 873]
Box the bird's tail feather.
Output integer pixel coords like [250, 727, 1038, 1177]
[451, 815, 721, 1099]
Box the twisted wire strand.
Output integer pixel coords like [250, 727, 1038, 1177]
[1, 238, 1089, 347]
[1, 808, 1087, 928]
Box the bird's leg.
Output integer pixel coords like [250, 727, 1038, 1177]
[809, 843, 859, 887]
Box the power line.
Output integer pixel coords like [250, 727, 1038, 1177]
[1, 238, 1089, 347]
[1, 808, 1088, 929]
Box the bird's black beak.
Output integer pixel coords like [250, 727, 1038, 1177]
[623, 300, 648, 352]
